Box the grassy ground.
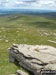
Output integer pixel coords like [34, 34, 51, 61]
[0, 14, 56, 75]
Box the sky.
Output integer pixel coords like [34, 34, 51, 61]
[0, 0, 56, 10]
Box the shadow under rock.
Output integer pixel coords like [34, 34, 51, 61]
[14, 59, 34, 75]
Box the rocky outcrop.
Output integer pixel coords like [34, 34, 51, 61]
[9, 44, 56, 75]
[16, 70, 29, 75]
[10, 70, 28, 75]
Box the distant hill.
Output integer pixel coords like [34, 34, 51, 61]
[0, 9, 56, 18]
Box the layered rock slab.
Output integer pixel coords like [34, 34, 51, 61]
[9, 70, 28, 75]
[9, 44, 56, 75]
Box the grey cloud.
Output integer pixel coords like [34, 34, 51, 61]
[14, 0, 38, 7]
[24, 0, 37, 3]
[17, 0, 38, 3]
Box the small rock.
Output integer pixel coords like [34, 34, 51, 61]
[48, 40, 56, 44]
[16, 70, 29, 75]
[16, 31, 19, 33]
[24, 29, 26, 31]
[12, 44, 18, 48]
[44, 33, 50, 36]
[5, 40, 8, 43]
[44, 32, 56, 36]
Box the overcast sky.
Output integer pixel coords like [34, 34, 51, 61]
[0, 0, 56, 10]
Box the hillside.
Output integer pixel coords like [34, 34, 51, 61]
[0, 14, 56, 75]
[0, 9, 56, 18]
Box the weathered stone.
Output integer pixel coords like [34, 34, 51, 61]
[16, 70, 29, 75]
[9, 44, 56, 75]
[48, 40, 56, 44]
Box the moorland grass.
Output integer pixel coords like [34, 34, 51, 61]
[0, 14, 56, 75]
